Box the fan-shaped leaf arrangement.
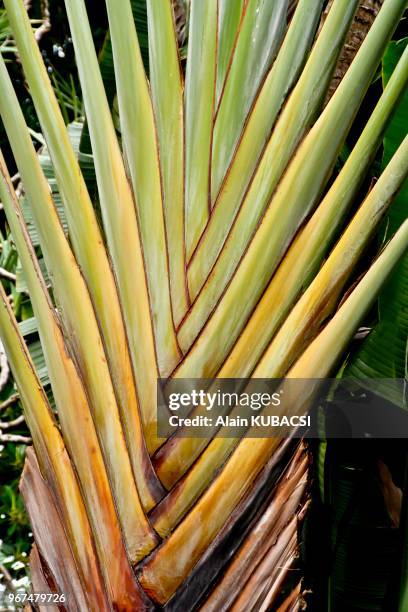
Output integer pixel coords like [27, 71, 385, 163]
[0, 0, 407, 609]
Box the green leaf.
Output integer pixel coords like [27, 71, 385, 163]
[16, 259, 49, 294]
[345, 37, 408, 406]
[179, 0, 405, 374]
[0, 50, 158, 555]
[105, 0, 181, 377]
[146, 0, 188, 326]
[187, 0, 349, 304]
[18, 317, 37, 337]
[26, 340, 48, 386]
[216, 0, 245, 105]
[184, 0, 218, 257]
[157, 134, 408, 499]
[141, 220, 408, 602]
[211, 0, 288, 199]
[63, 0, 166, 453]
[16, 317, 48, 388]
[131, 0, 149, 72]
[79, 0, 149, 154]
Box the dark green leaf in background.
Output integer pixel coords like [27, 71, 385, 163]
[345, 37, 408, 406]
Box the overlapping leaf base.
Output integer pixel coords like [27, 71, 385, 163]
[24, 441, 309, 610]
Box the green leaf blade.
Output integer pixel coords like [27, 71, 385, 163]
[346, 37, 408, 403]
[63, 0, 165, 452]
[105, 0, 181, 375]
[179, 0, 406, 378]
[187, 0, 349, 303]
[146, 0, 188, 326]
[216, 0, 245, 105]
[211, 0, 288, 200]
[184, 0, 218, 257]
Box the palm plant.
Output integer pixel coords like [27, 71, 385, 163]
[0, 0, 407, 609]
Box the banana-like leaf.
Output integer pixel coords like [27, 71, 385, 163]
[146, 0, 188, 326]
[345, 37, 408, 406]
[131, 0, 150, 72]
[211, 0, 288, 199]
[178, 0, 406, 371]
[16, 318, 49, 389]
[18, 317, 37, 337]
[27, 340, 48, 386]
[16, 257, 49, 294]
[184, 0, 218, 257]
